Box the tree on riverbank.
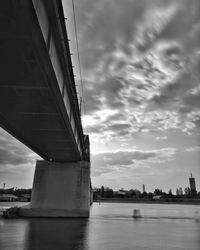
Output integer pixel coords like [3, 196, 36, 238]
[0, 187, 31, 197]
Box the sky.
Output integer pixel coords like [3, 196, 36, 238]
[0, 0, 200, 193]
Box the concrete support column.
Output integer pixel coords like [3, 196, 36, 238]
[20, 160, 90, 217]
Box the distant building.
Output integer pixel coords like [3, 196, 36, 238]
[142, 184, 146, 193]
[189, 173, 197, 195]
[184, 187, 191, 196]
[176, 187, 183, 196]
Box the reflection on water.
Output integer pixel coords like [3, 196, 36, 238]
[24, 219, 88, 250]
[0, 202, 200, 250]
[0, 217, 88, 250]
[0, 219, 28, 250]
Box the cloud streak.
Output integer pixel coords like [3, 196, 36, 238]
[91, 148, 177, 176]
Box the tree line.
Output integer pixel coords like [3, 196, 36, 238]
[93, 186, 200, 200]
[0, 188, 31, 197]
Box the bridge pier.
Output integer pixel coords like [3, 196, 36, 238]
[19, 160, 90, 218]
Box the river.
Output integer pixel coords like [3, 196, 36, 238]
[0, 202, 200, 250]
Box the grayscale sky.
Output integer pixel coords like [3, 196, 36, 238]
[0, 0, 200, 192]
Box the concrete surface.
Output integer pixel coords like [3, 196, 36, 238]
[20, 160, 90, 217]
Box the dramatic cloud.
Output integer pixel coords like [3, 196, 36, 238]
[71, 0, 200, 144]
[67, 0, 200, 190]
[1, 0, 200, 190]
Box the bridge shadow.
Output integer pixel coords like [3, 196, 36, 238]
[24, 218, 89, 250]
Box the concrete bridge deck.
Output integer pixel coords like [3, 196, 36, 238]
[0, 0, 91, 217]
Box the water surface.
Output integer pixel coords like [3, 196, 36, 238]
[0, 202, 200, 250]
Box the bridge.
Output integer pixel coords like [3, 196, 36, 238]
[0, 0, 91, 217]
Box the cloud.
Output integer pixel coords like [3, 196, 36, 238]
[182, 88, 200, 111]
[0, 148, 29, 165]
[75, 0, 147, 69]
[91, 148, 177, 176]
[1, 0, 200, 189]
[156, 136, 167, 140]
[107, 123, 131, 132]
[0, 128, 38, 166]
[84, 77, 125, 115]
[135, 3, 180, 51]
[185, 146, 200, 152]
[77, 0, 200, 143]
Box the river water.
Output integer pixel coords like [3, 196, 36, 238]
[0, 202, 200, 250]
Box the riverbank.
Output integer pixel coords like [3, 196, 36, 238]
[94, 198, 200, 205]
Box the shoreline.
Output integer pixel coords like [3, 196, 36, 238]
[94, 199, 200, 205]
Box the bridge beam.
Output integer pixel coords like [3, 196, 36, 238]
[19, 160, 90, 217]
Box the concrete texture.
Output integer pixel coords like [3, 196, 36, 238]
[20, 160, 90, 217]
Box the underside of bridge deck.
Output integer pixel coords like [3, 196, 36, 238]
[0, 0, 88, 162]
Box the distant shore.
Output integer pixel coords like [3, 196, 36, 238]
[94, 198, 200, 205]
